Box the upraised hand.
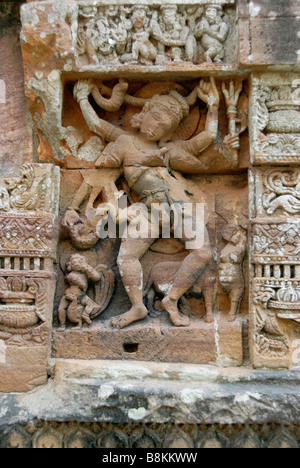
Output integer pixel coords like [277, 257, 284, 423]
[197, 77, 220, 108]
[74, 80, 95, 103]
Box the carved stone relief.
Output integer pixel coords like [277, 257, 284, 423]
[15, 0, 300, 378]
[75, 2, 236, 67]
[49, 75, 249, 366]
[250, 74, 300, 165]
[0, 164, 60, 392]
[18, 0, 248, 367]
[250, 165, 300, 368]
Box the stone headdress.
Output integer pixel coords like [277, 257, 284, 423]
[130, 90, 190, 139]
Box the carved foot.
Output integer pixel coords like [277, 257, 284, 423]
[205, 310, 214, 323]
[228, 312, 237, 322]
[162, 297, 190, 327]
[111, 305, 148, 329]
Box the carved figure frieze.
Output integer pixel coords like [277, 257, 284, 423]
[76, 2, 235, 67]
[219, 226, 247, 322]
[0, 164, 59, 215]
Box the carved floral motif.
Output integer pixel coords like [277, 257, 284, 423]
[0, 164, 60, 348]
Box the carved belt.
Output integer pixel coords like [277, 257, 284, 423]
[140, 188, 166, 203]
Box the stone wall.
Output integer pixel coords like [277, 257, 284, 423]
[1, 0, 300, 449]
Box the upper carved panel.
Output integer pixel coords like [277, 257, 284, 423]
[75, 1, 237, 67]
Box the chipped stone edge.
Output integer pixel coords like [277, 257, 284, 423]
[1, 359, 300, 427]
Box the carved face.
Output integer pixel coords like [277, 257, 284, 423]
[132, 10, 146, 28]
[107, 6, 118, 17]
[140, 107, 176, 142]
[162, 7, 177, 27]
[205, 7, 220, 24]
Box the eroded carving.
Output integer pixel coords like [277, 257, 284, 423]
[76, 3, 234, 67]
[263, 170, 300, 216]
[254, 168, 300, 217]
[219, 227, 247, 322]
[253, 307, 290, 362]
[251, 153, 300, 368]
[144, 260, 216, 323]
[58, 254, 115, 328]
[0, 164, 59, 389]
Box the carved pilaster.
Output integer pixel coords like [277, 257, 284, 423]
[249, 73, 300, 369]
[0, 164, 60, 392]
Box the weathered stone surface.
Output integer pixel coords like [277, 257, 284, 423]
[2, 0, 300, 444]
[2, 360, 300, 427]
[0, 25, 33, 172]
[52, 318, 218, 364]
[0, 346, 48, 393]
[0, 164, 60, 392]
[238, 1, 300, 66]
[217, 313, 244, 366]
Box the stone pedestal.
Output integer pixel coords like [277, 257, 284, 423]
[53, 313, 243, 366]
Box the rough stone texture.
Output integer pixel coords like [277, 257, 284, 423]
[2, 360, 300, 428]
[52, 315, 244, 366]
[238, 0, 300, 66]
[0, 23, 33, 173]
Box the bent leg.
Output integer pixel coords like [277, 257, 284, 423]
[163, 228, 213, 327]
[228, 286, 245, 322]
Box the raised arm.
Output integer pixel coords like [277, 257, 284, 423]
[183, 77, 220, 156]
[74, 81, 128, 142]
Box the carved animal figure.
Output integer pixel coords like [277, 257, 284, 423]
[219, 228, 247, 321]
[144, 261, 216, 323]
[64, 287, 92, 329]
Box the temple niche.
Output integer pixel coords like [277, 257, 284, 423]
[17, 0, 251, 368]
[49, 75, 249, 365]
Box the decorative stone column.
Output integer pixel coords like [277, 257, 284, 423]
[0, 164, 60, 392]
[249, 73, 300, 369]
